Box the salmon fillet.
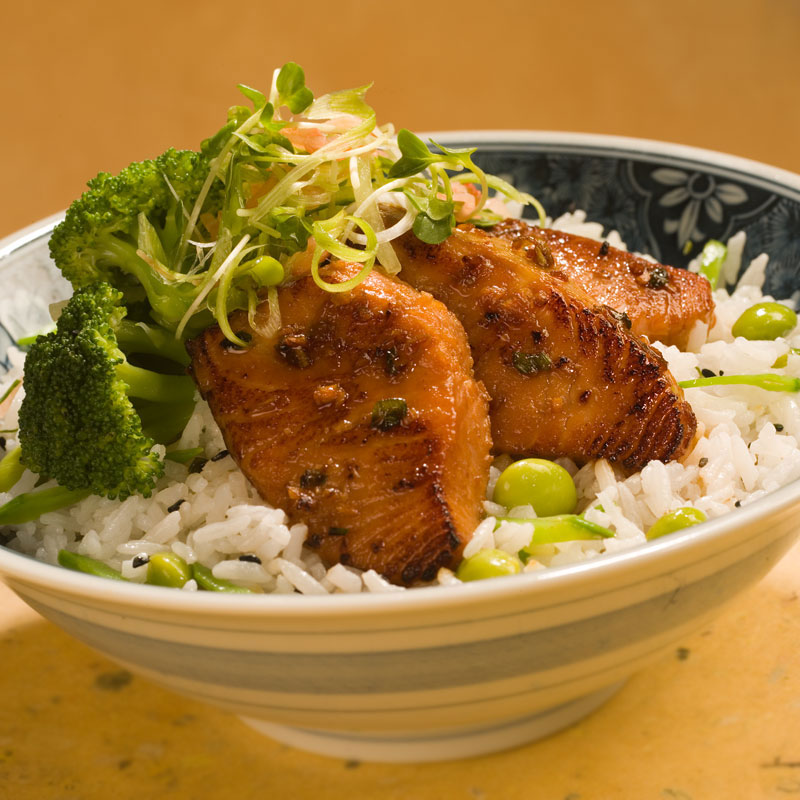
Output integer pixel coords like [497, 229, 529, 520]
[395, 227, 697, 471]
[483, 219, 715, 349]
[187, 261, 492, 585]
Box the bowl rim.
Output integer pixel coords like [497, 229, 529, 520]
[2, 130, 800, 618]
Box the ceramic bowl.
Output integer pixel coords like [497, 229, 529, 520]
[1, 132, 800, 763]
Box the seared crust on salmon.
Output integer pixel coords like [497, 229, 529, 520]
[396, 227, 697, 471]
[187, 262, 492, 585]
[483, 219, 715, 349]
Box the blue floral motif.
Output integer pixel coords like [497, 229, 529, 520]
[475, 145, 787, 278]
[741, 198, 800, 299]
[651, 167, 749, 248]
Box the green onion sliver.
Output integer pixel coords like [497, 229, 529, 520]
[698, 239, 727, 289]
[0, 447, 24, 493]
[0, 486, 92, 525]
[0, 378, 21, 406]
[497, 514, 615, 548]
[192, 562, 254, 593]
[165, 447, 205, 465]
[678, 374, 800, 393]
[310, 215, 378, 293]
[57, 550, 126, 581]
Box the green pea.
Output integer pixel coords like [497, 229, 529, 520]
[192, 562, 254, 593]
[456, 548, 522, 582]
[732, 302, 797, 341]
[646, 507, 707, 540]
[493, 458, 577, 516]
[57, 550, 126, 581]
[248, 256, 284, 287]
[146, 552, 192, 588]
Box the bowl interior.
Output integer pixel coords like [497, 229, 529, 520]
[2, 131, 800, 610]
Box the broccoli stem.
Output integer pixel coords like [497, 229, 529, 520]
[100, 236, 197, 330]
[0, 486, 92, 525]
[678, 374, 800, 392]
[0, 447, 25, 492]
[116, 362, 195, 404]
[136, 398, 196, 445]
[115, 320, 190, 366]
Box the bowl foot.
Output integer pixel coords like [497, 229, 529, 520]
[240, 680, 624, 763]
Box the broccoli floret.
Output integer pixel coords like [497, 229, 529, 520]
[48, 149, 220, 332]
[18, 283, 196, 500]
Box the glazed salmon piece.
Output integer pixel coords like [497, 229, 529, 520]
[484, 219, 715, 349]
[187, 262, 492, 586]
[396, 227, 697, 472]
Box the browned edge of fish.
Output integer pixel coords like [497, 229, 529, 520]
[186, 261, 493, 585]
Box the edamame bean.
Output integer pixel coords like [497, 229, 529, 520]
[146, 552, 192, 588]
[456, 549, 522, 582]
[732, 302, 797, 341]
[192, 562, 254, 593]
[57, 550, 125, 581]
[646, 507, 707, 540]
[492, 458, 577, 516]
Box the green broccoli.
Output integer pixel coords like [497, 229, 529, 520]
[48, 148, 219, 332]
[18, 283, 196, 500]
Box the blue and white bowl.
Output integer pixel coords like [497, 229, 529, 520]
[1, 132, 799, 763]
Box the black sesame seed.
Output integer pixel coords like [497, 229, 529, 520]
[598, 240, 610, 257]
[701, 368, 717, 378]
[300, 468, 327, 488]
[188, 457, 208, 474]
[167, 499, 186, 513]
[238, 554, 262, 564]
[132, 554, 150, 568]
[775, 423, 785, 432]
[211, 449, 230, 462]
[734, 500, 742, 508]
[698, 457, 708, 467]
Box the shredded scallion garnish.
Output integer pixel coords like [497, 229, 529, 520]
[140, 63, 545, 345]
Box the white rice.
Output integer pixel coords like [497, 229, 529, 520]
[2, 212, 799, 592]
